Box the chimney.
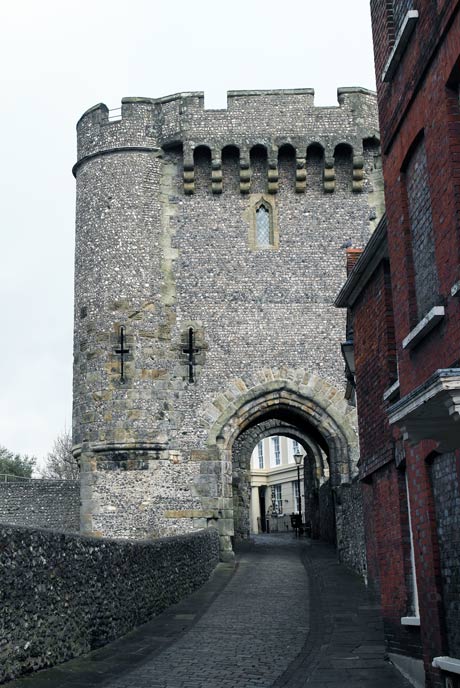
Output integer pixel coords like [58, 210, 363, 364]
[346, 248, 363, 275]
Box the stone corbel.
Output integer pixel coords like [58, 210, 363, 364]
[211, 150, 223, 194]
[183, 148, 195, 195]
[267, 151, 279, 194]
[352, 155, 364, 192]
[295, 155, 307, 193]
[240, 151, 251, 194]
[323, 156, 335, 192]
[444, 390, 460, 420]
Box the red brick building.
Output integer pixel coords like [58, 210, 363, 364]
[336, 2, 460, 687]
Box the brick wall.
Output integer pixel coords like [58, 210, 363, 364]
[369, 1, 460, 396]
[394, 0, 414, 35]
[405, 444, 447, 686]
[0, 480, 80, 531]
[370, 462, 423, 660]
[0, 524, 219, 683]
[352, 3, 460, 686]
[430, 450, 460, 658]
[353, 254, 396, 479]
[370, 1, 394, 84]
[405, 137, 439, 320]
[371, 1, 460, 152]
[338, 234, 424, 659]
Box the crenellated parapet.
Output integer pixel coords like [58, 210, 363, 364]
[73, 88, 379, 195]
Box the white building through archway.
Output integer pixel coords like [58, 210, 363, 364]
[249, 435, 329, 534]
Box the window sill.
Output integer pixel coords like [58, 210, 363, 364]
[451, 280, 460, 297]
[432, 656, 460, 675]
[401, 616, 420, 626]
[402, 306, 445, 350]
[250, 245, 279, 252]
[382, 10, 419, 82]
[383, 380, 400, 402]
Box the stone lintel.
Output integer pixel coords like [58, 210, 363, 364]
[164, 510, 218, 519]
[190, 449, 219, 461]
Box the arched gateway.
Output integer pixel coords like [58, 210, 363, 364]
[73, 88, 380, 568]
[203, 369, 358, 557]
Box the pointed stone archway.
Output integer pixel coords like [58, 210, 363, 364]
[198, 368, 358, 558]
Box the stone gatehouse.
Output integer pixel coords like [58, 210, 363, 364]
[73, 87, 382, 560]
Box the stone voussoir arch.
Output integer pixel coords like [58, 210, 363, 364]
[202, 368, 358, 485]
[232, 418, 325, 478]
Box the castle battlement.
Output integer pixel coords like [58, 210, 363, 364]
[74, 87, 379, 194]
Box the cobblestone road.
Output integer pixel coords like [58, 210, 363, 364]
[6, 535, 413, 688]
[108, 535, 310, 688]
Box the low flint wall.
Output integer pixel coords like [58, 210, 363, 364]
[318, 481, 336, 544]
[0, 524, 220, 683]
[335, 479, 367, 579]
[0, 480, 80, 531]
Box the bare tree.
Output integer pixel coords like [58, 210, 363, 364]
[40, 430, 79, 480]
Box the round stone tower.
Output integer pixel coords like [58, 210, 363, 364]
[73, 88, 383, 556]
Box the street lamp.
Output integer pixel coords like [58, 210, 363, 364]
[293, 452, 304, 526]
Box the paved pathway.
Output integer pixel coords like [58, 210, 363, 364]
[6, 535, 412, 688]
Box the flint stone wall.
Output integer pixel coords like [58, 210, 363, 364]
[335, 479, 367, 578]
[0, 480, 80, 531]
[0, 524, 219, 684]
[318, 481, 336, 544]
[431, 451, 460, 658]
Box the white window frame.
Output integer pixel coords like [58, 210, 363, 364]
[257, 441, 264, 469]
[271, 436, 281, 466]
[255, 201, 273, 247]
[271, 484, 283, 513]
[401, 472, 420, 626]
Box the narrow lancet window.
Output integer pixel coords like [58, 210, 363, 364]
[249, 196, 278, 250]
[256, 203, 272, 246]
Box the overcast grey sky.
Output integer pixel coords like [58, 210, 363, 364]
[0, 0, 376, 468]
